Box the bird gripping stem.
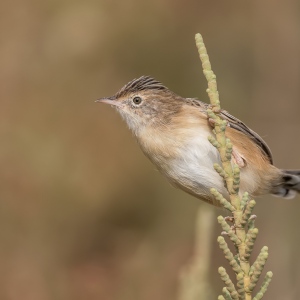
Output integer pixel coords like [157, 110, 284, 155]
[195, 33, 272, 300]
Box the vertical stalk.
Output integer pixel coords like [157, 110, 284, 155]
[195, 33, 272, 300]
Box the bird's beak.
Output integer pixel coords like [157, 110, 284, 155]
[95, 97, 121, 107]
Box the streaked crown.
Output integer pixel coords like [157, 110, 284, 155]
[115, 76, 168, 98]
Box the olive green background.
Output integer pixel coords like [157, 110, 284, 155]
[1, 0, 300, 299]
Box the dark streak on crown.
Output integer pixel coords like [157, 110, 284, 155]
[115, 76, 167, 98]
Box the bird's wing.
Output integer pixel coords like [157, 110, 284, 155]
[185, 98, 273, 164]
[219, 110, 273, 164]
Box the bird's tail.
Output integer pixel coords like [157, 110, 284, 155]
[272, 170, 300, 199]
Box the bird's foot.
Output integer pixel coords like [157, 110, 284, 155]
[232, 147, 246, 168]
[208, 117, 216, 128]
[225, 216, 234, 223]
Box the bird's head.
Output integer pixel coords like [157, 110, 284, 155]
[97, 76, 183, 135]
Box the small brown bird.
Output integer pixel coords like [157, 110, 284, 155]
[97, 76, 300, 206]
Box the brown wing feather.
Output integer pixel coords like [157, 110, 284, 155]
[185, 98, 273, 164]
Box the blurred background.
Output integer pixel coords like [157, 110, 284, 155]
[1, 0, 300, 299]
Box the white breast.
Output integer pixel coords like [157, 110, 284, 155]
[163, 128, 228, 200]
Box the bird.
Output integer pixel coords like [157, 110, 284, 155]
[97, 76, 300, 206]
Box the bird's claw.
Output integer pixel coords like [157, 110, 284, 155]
[225, 216, 234, 223]
[232, 147, 246, 168]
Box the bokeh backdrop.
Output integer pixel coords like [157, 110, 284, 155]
[1, 0, 300, 299]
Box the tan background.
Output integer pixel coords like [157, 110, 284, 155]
[1, 0, 300, 299]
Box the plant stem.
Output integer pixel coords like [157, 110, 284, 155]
[195, 33, 272, 300]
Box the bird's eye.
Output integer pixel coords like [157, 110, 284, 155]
[132, 96, 142, 105]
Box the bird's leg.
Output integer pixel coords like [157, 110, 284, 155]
[207, 114, 246, 169]
[225, 216, 234, 223]
[208, 117, 216, 128]
[232, 147, 246, 168]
